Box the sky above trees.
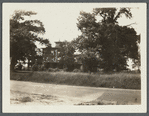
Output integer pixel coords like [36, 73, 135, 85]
[7, 3, 142, 48]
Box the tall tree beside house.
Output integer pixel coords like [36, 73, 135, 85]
[76, 8, 139, 72]
[59, 41, 76, 71]
[10, 10, 50, 71]
[80, 48, 100, 72]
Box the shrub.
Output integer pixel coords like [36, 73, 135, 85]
[32, 64, 46, 71]
[57, 68, 68, 72]
[48, 68, 53, 72]
[63, 68, 68, 72]
[38, 66, 42, 71]
[48, 68, 60, 72]
[32, 64, 38, 71]
[40, 64, 47, 71]
[54, 68, 60, 72]
[73, 69, 81, 72]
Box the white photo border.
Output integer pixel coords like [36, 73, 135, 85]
[2, 3, 147, 113]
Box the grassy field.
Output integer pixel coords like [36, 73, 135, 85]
[10, 71, 141, 89]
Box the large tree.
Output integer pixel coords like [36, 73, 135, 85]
[76, 8, 139, 72]
[59, 41, 76, 71]
[79, 48, 100, 72]
[10, 10, 50, 71]
[93, 8, 132, 24]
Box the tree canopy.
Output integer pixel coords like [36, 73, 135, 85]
[75, 8, 139, 72]
[10, 10, 50, 70]
[93, 8, 132, 24]
[59, 41, 76, 71]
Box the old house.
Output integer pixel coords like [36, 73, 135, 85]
[42, 41, 62, 69]
[41, 41, 83, 70]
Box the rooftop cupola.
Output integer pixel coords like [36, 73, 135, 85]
[54, 41, 62, 49]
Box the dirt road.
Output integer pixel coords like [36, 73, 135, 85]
[10, 80, 141, 105]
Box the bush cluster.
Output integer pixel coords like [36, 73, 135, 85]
[32, 64, 39, 71]
[32, 64, 48, 71]
[48, 68, 69, 72]
[73, 69, 81, 72]
[32, 63, 69, 72]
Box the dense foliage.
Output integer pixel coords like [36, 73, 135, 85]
[10, 10, 50, 70]
[59, 41, 76, 71]
[75, 8, 139, 72]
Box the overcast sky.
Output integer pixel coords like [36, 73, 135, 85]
[8, 3, 141, 48]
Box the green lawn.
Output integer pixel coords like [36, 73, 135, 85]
[10, 71, 141, 89]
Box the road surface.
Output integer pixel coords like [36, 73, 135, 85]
[10, 80, 141, 105]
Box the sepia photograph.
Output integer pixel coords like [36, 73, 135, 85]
[2, 3, 147, 113]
